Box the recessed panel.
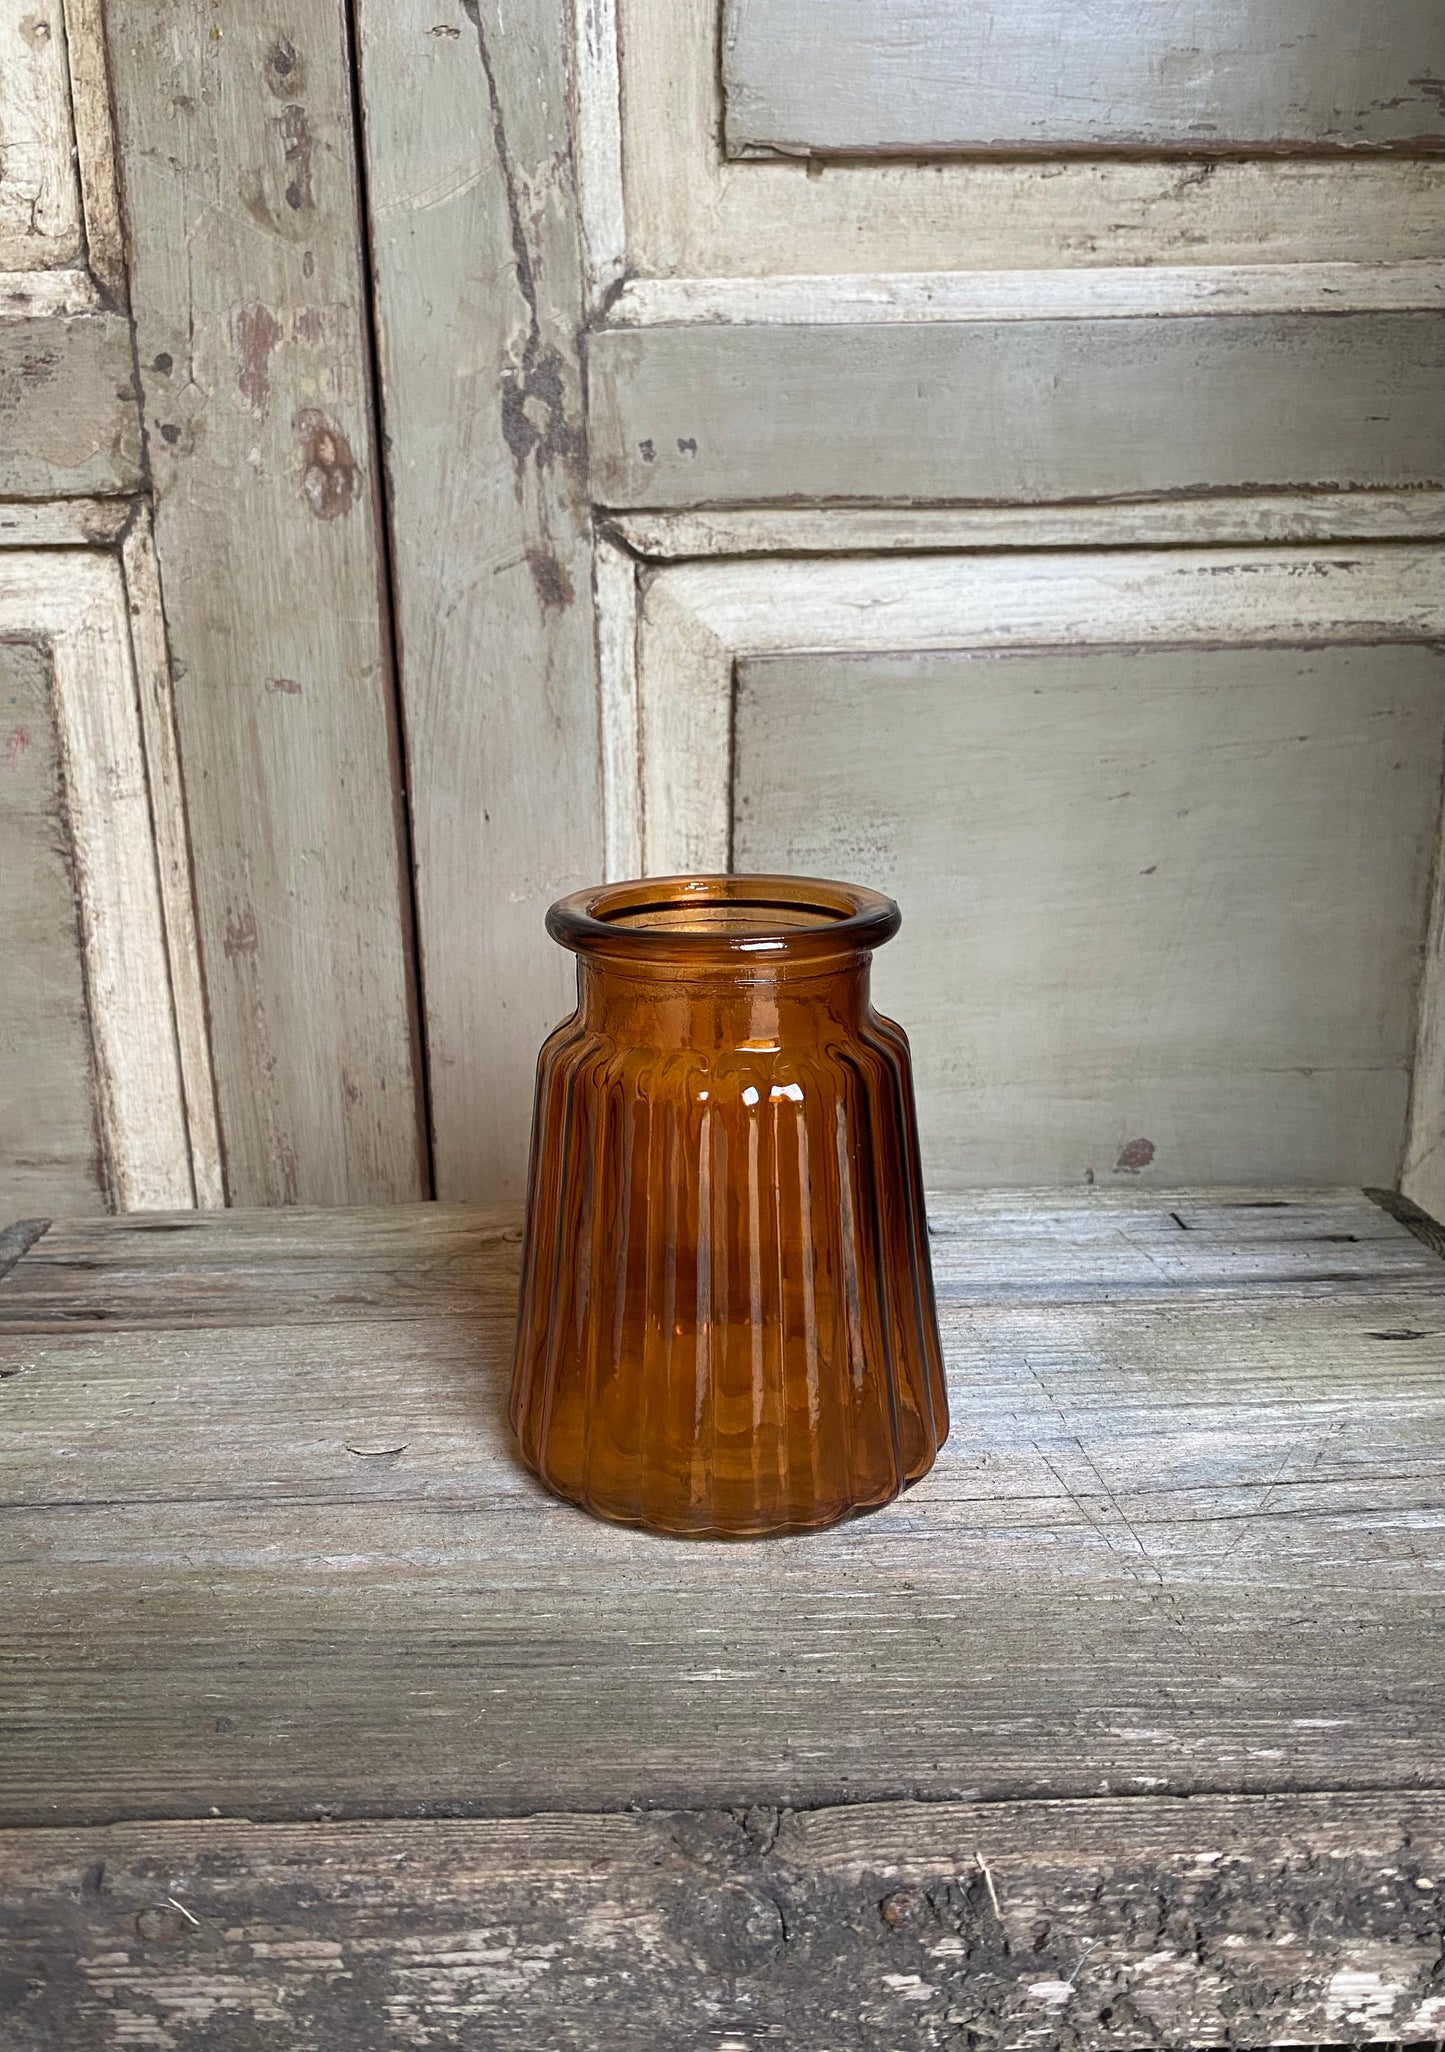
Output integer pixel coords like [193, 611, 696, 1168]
[589, 312, 1443, 509]
[733, 641, 1444, 1188]
[0, 636, 105, 1211]
[0, 0, 83, 269]
[722, 0, 1445, 156]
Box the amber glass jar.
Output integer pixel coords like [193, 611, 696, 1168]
[509, 875, 948, 1538]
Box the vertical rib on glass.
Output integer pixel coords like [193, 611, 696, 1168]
[510, 874, 948, 1538]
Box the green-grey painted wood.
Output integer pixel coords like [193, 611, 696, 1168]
[355, 0, 603, 1202]
[103, 0, 426, 1206]
[0, 1191, 1440, 1827]
[0, 640, 105, 1215]
[722, 0, 1445, 156]
[732, 641, 1445, 1189]
[588, 311, 1444, 508]
[0, 314, 142, 499]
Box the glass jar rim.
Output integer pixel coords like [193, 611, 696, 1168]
[547, 873, 902, 960]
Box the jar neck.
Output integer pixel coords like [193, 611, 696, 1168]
[574, 951, 874, 1047]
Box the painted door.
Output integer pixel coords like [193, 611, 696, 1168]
[0, 0, 426, 1213]
[4, 1, 1441, 1218]
[357, 0, 1444, 1212]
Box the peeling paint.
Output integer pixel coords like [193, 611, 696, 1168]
[1114, 1137, 1156, 1174]
[525, 547, 573, 612]
[233, 302, 282, 417]
[294, 409, 357, 519]
[275, 103, 314, 212]
[264, 34, 305, 99]
[460, 0, 585, 489]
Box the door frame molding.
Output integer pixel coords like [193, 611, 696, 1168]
[0, 532, 221, 1207]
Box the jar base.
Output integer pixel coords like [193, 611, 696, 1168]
[515, 1442, 941, 1542]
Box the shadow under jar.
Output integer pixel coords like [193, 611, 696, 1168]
[509, 875, 949, 1538]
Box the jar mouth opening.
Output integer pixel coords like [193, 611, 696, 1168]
[547, 874, 901, 959]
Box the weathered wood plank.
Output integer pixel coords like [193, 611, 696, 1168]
[0, 313, 141, 497]
[118, 513, 225, 1209]
[0, 1189, 1432, 1328]
[607, 489, 1445, 560]
[0, 499, 130, 546]
[60, 0, 127, 304]
[104, 0, 426, 1205]
[611, 261, 1445, 329]
[589, 309, 1444, 508]
[0, 637, 104, 1213]
[733, 641, 1445, 1189]
[0, 1193, 1439, 1826]
[356, 0, 602, 1202]
[0, 1201, 521, 1329]
[0, 1791, 1441, 2048]
[722, 0, 1445, 157]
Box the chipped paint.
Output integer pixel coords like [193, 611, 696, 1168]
[275, 103, 314, 211]
[1324, 1966, 1410, 2027]
[233, 302, 282, 417]
[1114, 1137, 1156, 1174]
[293, 409, 357, 519]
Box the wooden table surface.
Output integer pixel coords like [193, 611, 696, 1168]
[0, 1188, 1441, 2048]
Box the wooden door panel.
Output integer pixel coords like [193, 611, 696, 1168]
[354, 0, 601, 1203]
[103, 0, 428, 1207]
[734, 641, 1441, 1189]
[0, 635, 104, 1212]
[722, 0, 1445, 157]
[623, 0, 1443, 275]
[590, 301, 1442, 509]
[348, 0, 1445, 1203]
[0, 546, 210, 1212]
[597, 541, 1445, 1194]
[0, 0, 221, 1214]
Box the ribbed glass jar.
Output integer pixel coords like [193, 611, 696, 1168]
[509, 875, 948, 1538]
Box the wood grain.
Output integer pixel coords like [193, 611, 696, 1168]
[118, 513, 225, 1209]
[355, 0, 603, 1202]
[0, 1191, 1439, 1830]
[0, 312, 141, 497]
[0, 1791, 1441, 2048]
[1402, 774, 1445, 1221]
[609, 258, 1445, 325]
[0, 500, 130, 547]
[722, 0, 1445, 157]
[589, 309, 1444, 509]
[623, 0, 1445, 275]
[104, 0, 426, 1207]
[0, 636, 104, 1214]
[59, 0, 126, 305]
[734, 641, 1445, 1189]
